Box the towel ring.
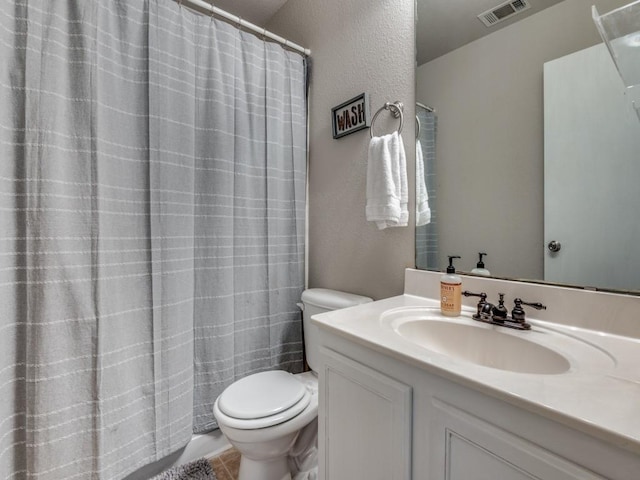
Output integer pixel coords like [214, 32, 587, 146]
[370, 101, 404, 138]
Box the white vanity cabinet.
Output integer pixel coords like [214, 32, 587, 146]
[428, 399, 604, 480]
[316, 330, 640, 480]
[319, 348, 412, 480]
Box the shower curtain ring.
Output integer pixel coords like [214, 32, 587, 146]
[210, 2, 215, 21]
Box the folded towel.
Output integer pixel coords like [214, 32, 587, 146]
[415, 139, 431, 226]
[366, 131, 408, 229]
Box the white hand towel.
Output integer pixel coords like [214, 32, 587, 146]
[366, 131, 408, 229]
[415, 139, 431, 226]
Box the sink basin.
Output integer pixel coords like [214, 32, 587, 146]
[395, 318, 570, 374]
[380, 307, 614, 375]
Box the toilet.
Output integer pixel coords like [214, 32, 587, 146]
[213, 288, 372, 480]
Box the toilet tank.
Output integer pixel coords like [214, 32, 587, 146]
[300, 288, 373, 372]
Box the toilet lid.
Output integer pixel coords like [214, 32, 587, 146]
[218, 370, 307, 420]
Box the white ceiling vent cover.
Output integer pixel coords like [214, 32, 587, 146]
[478, 0, 532, 27]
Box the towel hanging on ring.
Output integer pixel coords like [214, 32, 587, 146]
[366, 131, 408, 229]
[416, 138, 431, 227]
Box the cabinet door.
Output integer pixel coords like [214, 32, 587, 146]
[319, 348, 412, 480]
[429, 399, 606, 480]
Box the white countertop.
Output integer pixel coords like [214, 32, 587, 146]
[312, 292, 640, 455]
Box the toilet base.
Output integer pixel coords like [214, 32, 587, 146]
[238, 454, 291, 480]
[214, 372, 319, 480]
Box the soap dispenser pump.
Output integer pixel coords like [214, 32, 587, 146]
[441, 255, 462, 317]
[471, 252, 491, 277]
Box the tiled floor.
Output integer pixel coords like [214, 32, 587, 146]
[210, 448, 240, 480]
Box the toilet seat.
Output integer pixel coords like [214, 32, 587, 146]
[215, 371, 312, 430]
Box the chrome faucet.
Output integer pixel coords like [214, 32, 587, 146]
[462, 291, 547, 330]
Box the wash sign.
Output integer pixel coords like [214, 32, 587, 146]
[331, 93, 370, 139]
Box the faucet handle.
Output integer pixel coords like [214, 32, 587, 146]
[511, 298, 547, 323]
[519, 299, 547, 310]
[462, 291, 491, 319]
[462, 290, 487, 301]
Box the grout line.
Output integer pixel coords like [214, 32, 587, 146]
[221, 451, 239, 480]
[210, 447, 239, 480]
[221, 461, 235, 480]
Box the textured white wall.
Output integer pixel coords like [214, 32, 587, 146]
[415, 0, 629, 280]
[268, 0, 416, 300]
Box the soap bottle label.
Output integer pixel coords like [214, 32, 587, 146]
[441, 282, 461, 314]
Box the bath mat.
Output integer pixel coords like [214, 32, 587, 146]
[151, 458, 216, 480]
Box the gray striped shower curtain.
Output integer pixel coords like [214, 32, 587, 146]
[0, 1, 306, 478]
[415, 110, 437, 270]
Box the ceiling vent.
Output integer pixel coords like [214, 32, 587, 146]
[478, 0, 532, 27]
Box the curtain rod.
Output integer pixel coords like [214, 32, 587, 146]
[416, 102, 435, 113]
[176, 0, 311, 56]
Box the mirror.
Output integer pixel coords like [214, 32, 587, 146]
[415, 0, 640, 294]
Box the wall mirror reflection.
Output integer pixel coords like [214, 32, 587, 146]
[415, 0, 640, 293]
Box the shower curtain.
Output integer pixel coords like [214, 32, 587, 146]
[0, 1, 306, 479]
[415, 109, 438, 270]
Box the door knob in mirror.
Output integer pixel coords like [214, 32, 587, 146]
[547, 241, 562, 253]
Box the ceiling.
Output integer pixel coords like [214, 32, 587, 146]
[416, 0, 565, 65]
[203, 0, 566, 66]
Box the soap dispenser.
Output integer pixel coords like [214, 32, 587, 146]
[441, 255, 462, 317]
[471, 252, 491, 277]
